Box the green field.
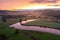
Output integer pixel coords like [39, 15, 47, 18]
[0, 17, 60, 40]
[8, 30, 60, 40]
[24, 19, 60, 29]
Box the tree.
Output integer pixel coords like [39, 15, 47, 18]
[19, 18, 22, 24]
[2, 16, 6, 22]
[42, 9, 60, 23]
[15, 29, 19, 35]
[52, 16, 60, 23]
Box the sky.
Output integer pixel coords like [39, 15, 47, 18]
[0, 0, 60, 10]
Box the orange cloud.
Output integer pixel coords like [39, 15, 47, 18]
[0, 0, 60, 10]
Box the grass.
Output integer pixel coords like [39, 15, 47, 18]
[0, 18, 15, 37]
[0, 17, 60, 40]
[8, 30, 60, 40]
[6, 18, 19, 25]
[8, 30, 31, 40]
[30, 31, 60, 40]
[24, 19, 60, 29]
[0, 17, 31, 40]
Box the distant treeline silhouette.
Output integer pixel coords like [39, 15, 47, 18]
[0, 15, 26, 19]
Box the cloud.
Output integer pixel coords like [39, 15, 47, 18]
[30, 0, 43, 3]
[30, 0, 57, 3]
[0, 0, 31, 10]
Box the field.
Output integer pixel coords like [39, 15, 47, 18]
[24, 19, 60, 29]
[0, 17, 60, 40]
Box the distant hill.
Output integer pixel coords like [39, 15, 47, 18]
[0, 8, 60, 16]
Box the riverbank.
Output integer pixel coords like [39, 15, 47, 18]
[10, 19, 60, 35]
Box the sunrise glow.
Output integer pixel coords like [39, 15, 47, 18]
[15, 5, 60, 10]
[0, 0, 60, 10]
[23, 6, 60, 9]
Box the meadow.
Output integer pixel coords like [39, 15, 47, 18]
[24, 19, 60, 29]
[0, 17, 60, 40]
